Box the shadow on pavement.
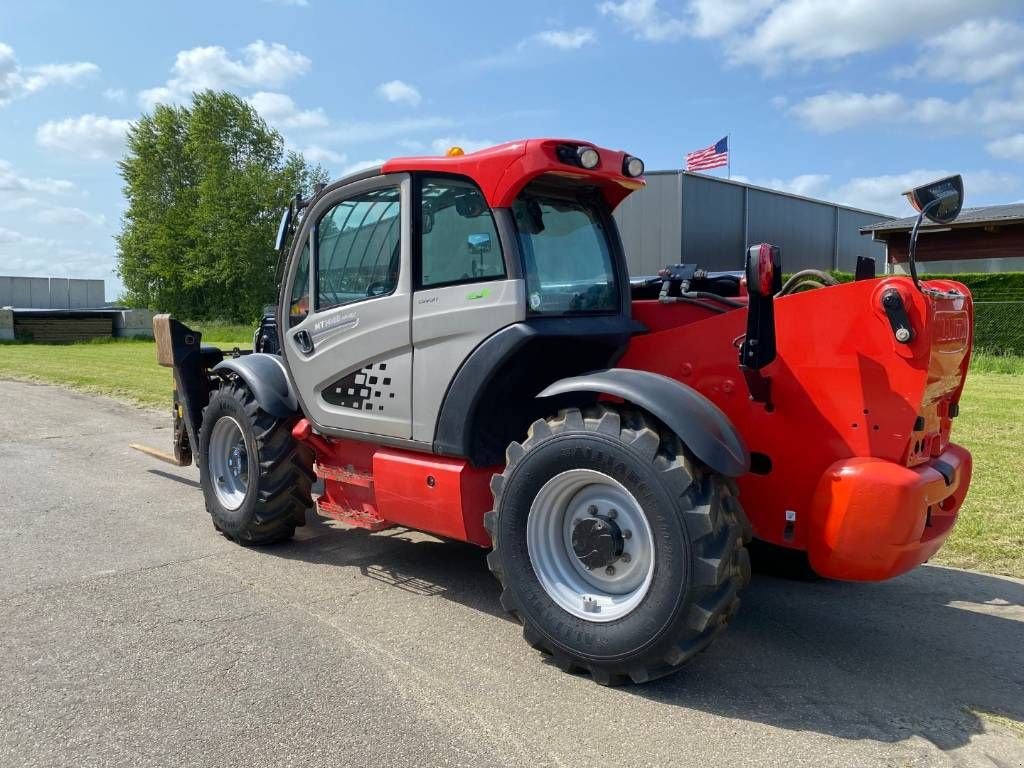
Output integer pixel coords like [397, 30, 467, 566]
[268, 510, 1024, 753]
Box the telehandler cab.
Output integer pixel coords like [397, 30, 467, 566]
[151, 140, 974, 684]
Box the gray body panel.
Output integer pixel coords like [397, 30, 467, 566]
[537, 368, 749, 477]
[411, 278, 525, 442]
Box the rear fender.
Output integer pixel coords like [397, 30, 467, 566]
[537, 368, 749, 477]
[213, 354, 298, 420]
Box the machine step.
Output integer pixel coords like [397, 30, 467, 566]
[316, 496, 393, 532]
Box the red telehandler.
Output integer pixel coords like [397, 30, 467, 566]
[149, 139, 973, 684]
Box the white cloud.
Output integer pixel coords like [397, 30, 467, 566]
[298, 144, 346, 165]
[986, 133, 1024, 160]
[262, 0, 309, 6]
[725, 0, 1010, 69]
[747, 168, 1016, 215]
[687, 0, 774, 38]
[789, 91, 906, 133]
[102, 87, 126, 102]
[897, 18, 1024, 84]
[249, 91, 327, 129]
[376, 80, 421, 107]
[0, 42, 99, 106]
[430, 137, 495, 154]
[339, 158, 386, 177]
[789, 86, 1024, 135]
[34, 205, 106, 228]
[36, 114, 132, 161]
[0, 159, 75, 194]
[534, 28, 596, 50]
[139, 40, 311, 108]
[599, 0, 688, 42]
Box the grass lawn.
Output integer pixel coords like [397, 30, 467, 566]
[0, 339, 1021, 577]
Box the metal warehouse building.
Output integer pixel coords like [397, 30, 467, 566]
[613, 171, 892, 277]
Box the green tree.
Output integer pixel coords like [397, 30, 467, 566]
[117, 90, 327, 321]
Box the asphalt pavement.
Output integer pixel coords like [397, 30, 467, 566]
[0, 379, 1022, 767]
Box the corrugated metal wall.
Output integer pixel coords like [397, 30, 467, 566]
[614, 171, 891, 276]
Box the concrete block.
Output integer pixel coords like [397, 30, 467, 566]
[49, 278, 69, 309]
[112, 309, 154, 338]
[0, 309, 12, 340]
[86, 280, 105, 308]
[0, 276, 12, 307]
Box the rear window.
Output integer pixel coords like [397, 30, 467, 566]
[512, 191, 617, 314]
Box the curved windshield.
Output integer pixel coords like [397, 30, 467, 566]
[512, 189, 618, 315]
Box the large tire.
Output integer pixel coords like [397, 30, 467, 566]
[198, 380, 314, 545]
[484, 405, 750, 685]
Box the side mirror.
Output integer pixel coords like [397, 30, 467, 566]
[274, 205, 292, 252]
[467, 233, 492, 254]
[903, 174, 963, 225]
[901, 174, 965, 291]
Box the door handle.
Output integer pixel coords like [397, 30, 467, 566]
[294, 330, 314, 354]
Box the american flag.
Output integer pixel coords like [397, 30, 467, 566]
[686, 136, 729, 172]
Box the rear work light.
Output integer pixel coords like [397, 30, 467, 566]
[623, 155, 644, 177]
[577, 146, 600, 169]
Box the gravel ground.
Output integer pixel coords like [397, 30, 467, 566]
[0, 379, 1021, 768]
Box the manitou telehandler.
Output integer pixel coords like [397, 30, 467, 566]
[149, 139, 974, 684]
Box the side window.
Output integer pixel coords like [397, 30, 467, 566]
[288, 241, 310, 327]
[316, 187, 401, 309]
[419, 177, 503, 288]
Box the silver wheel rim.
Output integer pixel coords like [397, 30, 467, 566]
[527, 469, 655, 623]
[208, 416, 249, 511]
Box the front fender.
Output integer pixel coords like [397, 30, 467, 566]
[537, 368, 749, 477]
[213, 354, 298, 420]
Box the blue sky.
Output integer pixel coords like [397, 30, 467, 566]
[3, 0, 1024, 298]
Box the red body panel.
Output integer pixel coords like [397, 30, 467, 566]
[620, 277, 974, 580]
[293, 422, 494, 547]
[382, 138, 643, 208]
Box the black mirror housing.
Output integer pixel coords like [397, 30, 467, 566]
[903, 174, 963, 224]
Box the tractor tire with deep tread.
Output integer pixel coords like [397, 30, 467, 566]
[199, 380, 314, 545]
[484, 405, 750, 685]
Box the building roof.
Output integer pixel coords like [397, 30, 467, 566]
[860, 202, 1024, 236]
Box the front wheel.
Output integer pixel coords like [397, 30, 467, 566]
[484, 406, 750, 685]
[199, 380, 313, 545]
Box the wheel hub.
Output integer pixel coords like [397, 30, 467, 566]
[526, 468, 655, 623]
[571, 516, 624, 570]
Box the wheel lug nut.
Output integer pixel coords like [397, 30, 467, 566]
[621, 553, 631, 563]
[588, 505, 598, 516]
[605, 565, 615, 575]
[623, 529, 632, 539]
[608, 508, 617, 519]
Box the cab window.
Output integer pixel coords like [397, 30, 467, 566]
[316, 187, 401, 309]
[512, 189, 618, 315]
[288, 240, 310, 327]
[419, 177, 503, 288]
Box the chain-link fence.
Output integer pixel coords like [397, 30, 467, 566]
[974, 300, 1024, 356]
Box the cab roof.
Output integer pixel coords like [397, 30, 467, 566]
[380, 138, 644, 209]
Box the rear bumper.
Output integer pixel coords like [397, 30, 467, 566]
[807, 444, 972, 581]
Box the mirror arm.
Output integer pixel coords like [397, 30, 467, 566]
[906, 197, 942, 293]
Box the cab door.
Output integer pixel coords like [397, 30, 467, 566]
[281, 173, 413, 439]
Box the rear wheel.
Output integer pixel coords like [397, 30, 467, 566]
[199, 380, 313, 545]
[485, 405, 750, 684]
